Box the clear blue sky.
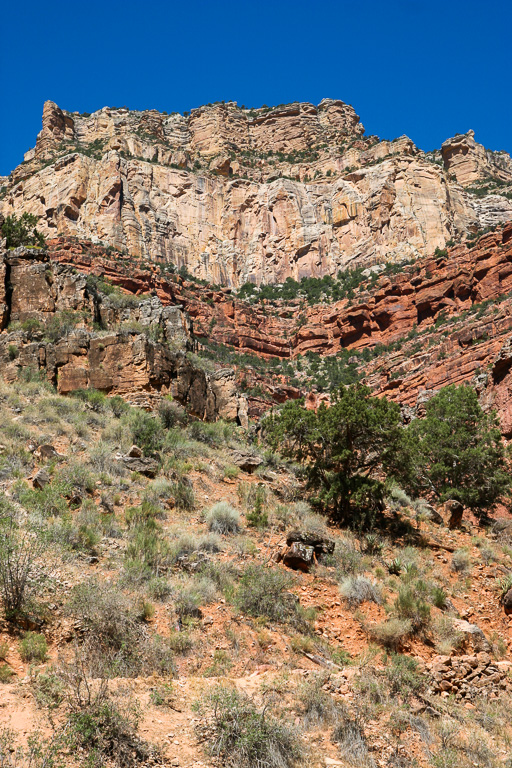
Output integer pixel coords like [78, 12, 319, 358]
[1, 0, 511, 176]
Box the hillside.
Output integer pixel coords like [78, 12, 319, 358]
[2, 98, 512, 768]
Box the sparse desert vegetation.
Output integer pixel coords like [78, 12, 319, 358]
[0, 372, 510, 768]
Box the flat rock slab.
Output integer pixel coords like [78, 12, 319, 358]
[118, 455, 159, 477]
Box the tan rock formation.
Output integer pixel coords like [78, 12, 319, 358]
[3, 100, 512, 287]
[442, 130, 512, 187]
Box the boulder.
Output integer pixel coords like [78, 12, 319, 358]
[451, 618, 491, 653]
[119, 455, 159, 477]
[501, 587, 512, 615]
[277, 531, 336, 573]
[127, 445, 143, 458]
[36, 444, 60, 460]
[445, 500, 464, 529]
[419, 502, 444, 525]
[281, 542, 315, 573]
[286, 531, 335, 557]
[231, 451, 263, 474]
[33, 469, 50, 489]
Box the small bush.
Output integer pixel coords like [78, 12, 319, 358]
[234, 565, 310, 629]
[388, 485, 413, 509]
[0, 664, 13, 683]
[203, 649, 233, 677]
[384, 654, 425, 699]
[172, 575, 217, 618]
[298, 675, 339, 727]
[127, 410, 162, 454]
[332, 538, 363, 575]
[369, 618, 412, 651]
[67, 580, 174, 676]
[33, 670, 65, 709]
[167, 631, 194, 654]
[188, 420, 234, 447]
[0, 507, 46, 619]
[451, 548, 471, 574]
[394, 584, 431, 635]
[332, 713, 372, 766]
[431, 586, 448, 609]
[205, 501, 240, 534]
[2, 213, 45, 249]
[170, 479, 195, 511]
[19, 632, 47, 663]
[158, 398, 187, 429]
[195, 685, 302, 768]
[67, 698, 151, 768]
[340, 576, 382, 608]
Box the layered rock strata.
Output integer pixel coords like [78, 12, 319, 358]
[43, 225, 512, 433]
[2, 101, 512, 286]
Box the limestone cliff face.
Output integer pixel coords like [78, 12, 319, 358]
[2, 100, 512, 287]
[441, 130, 512, 187]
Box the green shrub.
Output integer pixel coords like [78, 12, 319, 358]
[0, 507, 46, 619]
[1, 213, 45, 249]
[451, 548, 471, 574]
[203, 649, 233, 677]
[125, 522, 171, 577]
[127, 410, 162, 454]
[384, 654, 426, 699]
[19, 632, 47, 663]
[234, 565, 310, 630]
[67, 580, 174, 677]
[166, 631, 194, 654]
[172, 575, 217, 618]
[195, 686, 302, 768]
[158, 398, 187, 429]
[340, 576, 382, 608]
[13, 478, 68, 517]
[170, 479, 195, 511]
[394, 584, 431, 635]
[67, 698, 150, 768]
[188, 419, 235, 447]
[331, 712, 371, 766]
[368, 618, 412, 650]
[0, 664, 13, 683]
[205, 501, 240, 534]
[265, 384, 405, 525]
[403, 384, 510, 515]
[298, 675, 339, 727]
[72, 388, 108, 412]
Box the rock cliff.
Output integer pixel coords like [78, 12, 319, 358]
[2, 100, 512, 286]
[41, 225, 512, 433]
[0, 244, 247, 424]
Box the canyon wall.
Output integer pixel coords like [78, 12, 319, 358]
[2, 101, 512, 287]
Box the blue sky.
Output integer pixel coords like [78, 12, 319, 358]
[1, 0, 511, 176]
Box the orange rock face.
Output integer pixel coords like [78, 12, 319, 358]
[42, 224, 512, 432]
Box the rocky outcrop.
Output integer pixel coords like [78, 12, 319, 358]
[48, 225, 512, 357]
[42, 226, 512, 432]
[3, 101, 512, 287]
[428, 652, 511, 700]
[442, 130, 512, 187]
[0, 246, 247, 424]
